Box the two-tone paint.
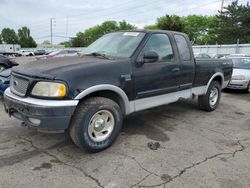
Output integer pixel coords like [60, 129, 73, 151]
[4, 30, 233, 132]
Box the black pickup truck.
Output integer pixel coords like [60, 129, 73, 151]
[4, 30, 233, 152]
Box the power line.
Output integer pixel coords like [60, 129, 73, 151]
[32, 0, 224, 43]
[55, 0, 146, 20]
[62, 0, 220, 26]
[27, 0, 148, 27]
[28, 0, 221, 32]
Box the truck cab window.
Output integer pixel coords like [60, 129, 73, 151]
[174, 35, 191, 61]
[142, 34, 174, 62]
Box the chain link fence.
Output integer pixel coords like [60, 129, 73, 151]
[193, 44, 250, 55]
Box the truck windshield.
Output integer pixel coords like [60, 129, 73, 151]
[232, 58, 250, 69]
[84, 32, 145, 58]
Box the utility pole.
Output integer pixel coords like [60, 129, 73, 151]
[220, 0, 225, 12]
[50, 18, 56, 48]
[50, 18, 53, 47]
[66, 16, 68, 40]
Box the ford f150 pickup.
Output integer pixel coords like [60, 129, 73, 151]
[4, 30, 233, 152]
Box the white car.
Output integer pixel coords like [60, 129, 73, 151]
[227, 54, 250, 58]
[227, 57, 250, 93]
[17, 50, 34, 56]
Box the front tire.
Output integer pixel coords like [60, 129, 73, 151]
[198, 81, 221, 112]
[69, 97, 123, 152]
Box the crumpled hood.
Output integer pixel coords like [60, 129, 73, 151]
[12, 56, 116, 79]
[232, 68, 250, 80]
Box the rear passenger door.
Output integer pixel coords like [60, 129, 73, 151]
[134, 33, 180, 99]
[174, 34, 195, 90]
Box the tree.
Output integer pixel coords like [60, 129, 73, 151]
[217, 0, 250, 44]
[184, 15, 218, 44]
[144, 24, 159, 30]
[42, 40, 51, 45]
[83, 21, 119, 46]
[60, 41, 71, 47]
[156, 15, 186, 32]
[71, 32, 86, 47]
[17, 26, 37, 48]
[71, 21, 136, 47]
[1, 28, 18, 44]
[118, 20, 136, 30]
[0, 34, 2, 44]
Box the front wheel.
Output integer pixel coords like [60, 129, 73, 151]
[198, 81, 222, 112]
[69, 97, 123, 152]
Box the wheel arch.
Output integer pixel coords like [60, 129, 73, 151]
[74, 84, 132, 115]
[205, 72, 224, 94]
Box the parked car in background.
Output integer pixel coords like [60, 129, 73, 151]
[34, 50, 46, 56]
[0, 55, 18, 72]
[45, 51, 54, 55]
[227, 54, 250, 58]
[227, 57, 250, 93]
[18, 50, 34, 56]
[194, 53, 211, 59]
[212, 54, 230, 59]
[0, 69, 10, 95]
[36, 50, 79, 60]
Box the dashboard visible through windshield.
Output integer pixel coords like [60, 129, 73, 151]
[84, 32, 145, 58]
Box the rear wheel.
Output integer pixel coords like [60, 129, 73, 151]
[198, 81, 221, 112]
[69, 97, 123, 152]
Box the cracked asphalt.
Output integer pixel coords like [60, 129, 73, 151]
[0, 57, 249, 188]
[0, 90, 249, 188]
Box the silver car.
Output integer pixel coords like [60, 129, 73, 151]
[227, 57, 250, 93]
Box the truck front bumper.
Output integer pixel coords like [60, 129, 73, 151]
[3, 88, 79, 133]
[227, 80, 249, 90]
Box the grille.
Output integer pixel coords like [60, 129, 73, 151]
[10, 75, 29, 96]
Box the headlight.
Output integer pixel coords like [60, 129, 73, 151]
[31, 82, 66, 97]
[232, 75, 246, 80]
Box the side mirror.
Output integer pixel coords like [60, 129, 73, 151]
[143, 51, 159, 64]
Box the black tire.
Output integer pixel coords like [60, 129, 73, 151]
[69, 97, 123, 152]
[243, 83, 250, 93]
[198, 81, 221, 112]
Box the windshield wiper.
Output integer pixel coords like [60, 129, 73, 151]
[84, 52, 111, 60]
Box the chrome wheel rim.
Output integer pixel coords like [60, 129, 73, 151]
[88, 110, 115, 142]
[209, 87, 219, 106]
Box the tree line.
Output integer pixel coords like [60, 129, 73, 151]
[0, 26, 37, 48]
[67, 0, 250, 47]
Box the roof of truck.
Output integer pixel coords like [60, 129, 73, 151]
[120, 29, 186, 35]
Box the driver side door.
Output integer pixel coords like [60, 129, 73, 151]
[133, 33, 180, 99]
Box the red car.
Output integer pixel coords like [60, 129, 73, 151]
[36, 50, 79, 60]
[0, 55, 18, 72]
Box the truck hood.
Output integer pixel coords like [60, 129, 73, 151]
[12, 56, 122, 79]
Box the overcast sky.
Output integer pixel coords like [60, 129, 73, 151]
[0, 0, 249, 44]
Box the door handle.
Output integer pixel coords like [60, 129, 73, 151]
[172, 68, 180, 73]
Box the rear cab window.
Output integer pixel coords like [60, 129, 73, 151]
[174, 34, 191, 61]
